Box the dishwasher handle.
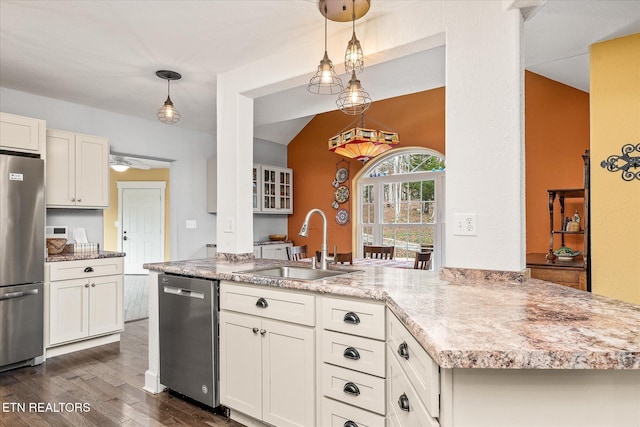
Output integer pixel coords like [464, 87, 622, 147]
[163, 286, 205, 300]
[0, 289, 39, 301]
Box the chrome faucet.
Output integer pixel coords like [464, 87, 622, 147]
[299, 208, 334, 270]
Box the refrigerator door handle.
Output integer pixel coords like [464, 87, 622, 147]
[0, 289, 38, 301]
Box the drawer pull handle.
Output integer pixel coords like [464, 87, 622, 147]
[344, 422, 359, 427]
[84, 267, 94, 273]
[343, 347, 361, 360]
[343, 382, 360, 396]
[398, 393, 410, 412]
[398, 341, 409, 360]
[256, 297, 268, 308]
[343, 311, 360, 324]
[252, 327, 259, 334]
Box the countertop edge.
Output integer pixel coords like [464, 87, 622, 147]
[46, 251, 126, 262]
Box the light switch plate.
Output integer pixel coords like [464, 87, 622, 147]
[186, 220, 197, 229]
[454, 213, 477, 236]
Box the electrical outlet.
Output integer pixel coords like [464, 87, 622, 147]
[186, 220, 197, 229]
[454, 213, 477, 236]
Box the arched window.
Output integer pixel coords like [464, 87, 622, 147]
[354, 147, 445, 270]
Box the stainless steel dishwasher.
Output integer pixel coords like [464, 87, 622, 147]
[158, 274, 219, 408]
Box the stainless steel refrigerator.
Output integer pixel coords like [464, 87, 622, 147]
[0, 151, 45, 370]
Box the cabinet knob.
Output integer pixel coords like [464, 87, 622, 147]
[260, 329, 266, 336]
[252, 327, 259, 334]
[343, 422, 359, 427]
[84, 283, 89, 288]
[343, 347, 361, 361]
[343, 311, 360, 325]
[77, 198, 81, 202]
[343, 382, 360, 396]
[71, 198, 75, 202]
[91, 283, 95, 287]
[398, 341, 409, 360]
[255, 297, 268, 308]
[398, 393, 410, 412]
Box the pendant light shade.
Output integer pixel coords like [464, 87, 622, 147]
[308, 11, 343, 94]
[344, 0, 364, 74]
[156, 70, 181, 124]
[336, 71, 371, 115]
[328, 114, 399, 163]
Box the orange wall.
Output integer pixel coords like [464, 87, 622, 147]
[288, 73, 589, 256]
[525, 72, 590, 254]
[288, 88, 446, 255]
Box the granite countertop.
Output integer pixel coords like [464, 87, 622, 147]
[206, 241, 292, 248]
[143, 258, 640, 370]
[46, 250, 126, 262]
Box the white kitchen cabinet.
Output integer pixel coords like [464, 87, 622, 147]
[260, 242, 292, 260]
[220, 282, 316, 427]
[0, 112, 46, 155]
[252, 164, 293, 214]
[319, 296, 387, 424]
[45, 257, 124, 354]
[46, 129, 109, 208]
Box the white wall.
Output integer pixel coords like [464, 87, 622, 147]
[1, 87, 215, 260]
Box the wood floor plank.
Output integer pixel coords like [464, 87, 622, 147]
[0, 319, 242, 427]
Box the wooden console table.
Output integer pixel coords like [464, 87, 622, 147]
[527, 253, 587, 291]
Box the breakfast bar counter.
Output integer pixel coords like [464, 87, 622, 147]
[145, 257, 639, 370]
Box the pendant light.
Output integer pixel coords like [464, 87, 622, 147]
[344, 0, 364, 74]
[336, 71, 371, 115]
[308, 7, 343, 95]
[328, 113, 399, 163]
[156, 70, 181, 124]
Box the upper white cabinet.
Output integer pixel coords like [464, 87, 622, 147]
[252, 164, 293, 214]
[0, 112, 46, 155]
[46, 129, 109, 208]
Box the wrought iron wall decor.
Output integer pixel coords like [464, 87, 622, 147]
[600, 143, 640, 181]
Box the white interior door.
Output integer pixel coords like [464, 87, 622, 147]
[119, 183, 165, 274]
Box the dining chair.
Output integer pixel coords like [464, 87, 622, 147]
[315, 250, 353, 265]
[413, 251, 432, 270]
[287, 245, 308, 261]
[363, 245, 395, 260]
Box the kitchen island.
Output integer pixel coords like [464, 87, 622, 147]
[144, 257, 640, 427]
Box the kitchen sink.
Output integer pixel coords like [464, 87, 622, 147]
[236, 265, 359, 281]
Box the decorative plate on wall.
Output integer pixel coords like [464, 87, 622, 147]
[336, 167, 349, 184]
[335, 185, 350, 203]
[336, 209, 349, 225]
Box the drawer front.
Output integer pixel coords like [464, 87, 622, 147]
[322, 330, 385, 377]
[47, 257, 124, 282]
[388, 348, 439, 427]
[322, 297, 385, 340]
[321, 397, 386, 427]
[220, 281, 315, 326]
[322, 363, 385, 415]
[387, 310, 439, 416]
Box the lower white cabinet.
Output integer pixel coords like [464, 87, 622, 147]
[45, 257, 124, 350]
[220, 282, 315, 427]
[259, 242, 292, 260]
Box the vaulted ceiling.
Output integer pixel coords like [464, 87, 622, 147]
[1, 1, 638, 145]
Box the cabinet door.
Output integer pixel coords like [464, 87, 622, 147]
[262, 319, 315, 427]
[277, 168, 293, 213]
[46, 130, 76, 207]
[0, 112, 44, 153]
[76, 134, 109, 207]
[89, 274, 123, 336]
[220, 311, 262, 420]
[261, 243, 290, 260]
[253, 165, 260, 212]
[49, 278, 89, 345]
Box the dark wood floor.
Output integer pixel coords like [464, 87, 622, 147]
[0, 320, 243, 427]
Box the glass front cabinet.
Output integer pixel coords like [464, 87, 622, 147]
[254, 164, 293, 214]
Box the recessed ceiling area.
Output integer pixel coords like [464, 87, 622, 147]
[1, 1, 638, 146]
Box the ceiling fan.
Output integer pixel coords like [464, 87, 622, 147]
[109, 155, 151, 172]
